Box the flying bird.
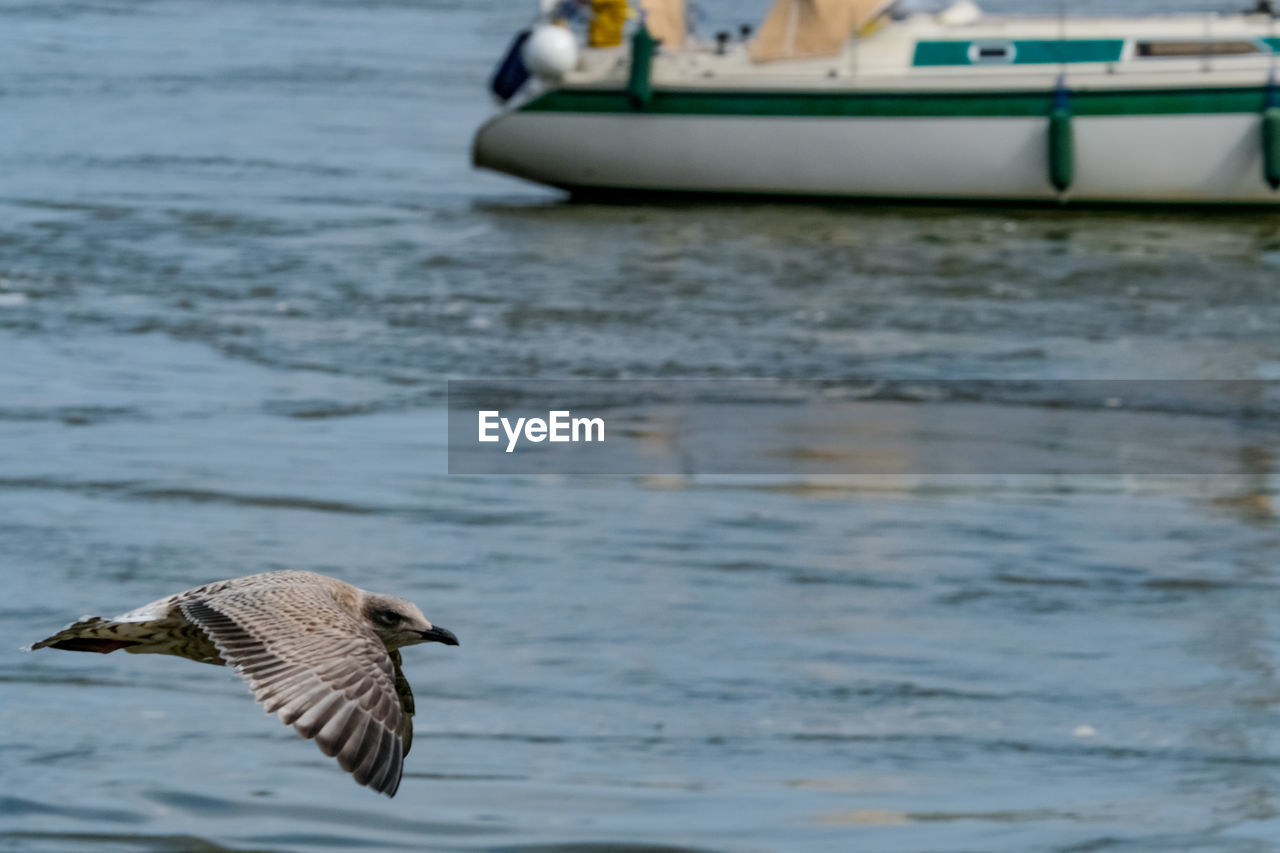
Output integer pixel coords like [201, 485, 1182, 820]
[30, 570, 458, 797]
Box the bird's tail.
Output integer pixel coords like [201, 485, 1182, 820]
[30, 617, 140, 654]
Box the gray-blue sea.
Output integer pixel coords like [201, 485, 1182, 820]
[5, 1, 1280, 851]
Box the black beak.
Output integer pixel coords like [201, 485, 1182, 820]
[419, 625, 459, 646]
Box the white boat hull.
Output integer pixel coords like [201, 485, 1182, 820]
[475, 108, 1280, 203]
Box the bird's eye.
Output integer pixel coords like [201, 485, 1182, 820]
[375, 609, 402, 626]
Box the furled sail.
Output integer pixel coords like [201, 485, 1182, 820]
[751, 0, 893, 62]
[640, 0, 686, 49]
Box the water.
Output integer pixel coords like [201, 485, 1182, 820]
[4, 1, 1280, 851]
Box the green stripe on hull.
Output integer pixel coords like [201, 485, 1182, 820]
[523, 86, 1275, 118]
[914, 39, 1125, 67]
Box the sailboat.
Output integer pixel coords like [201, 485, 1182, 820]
[473, 1, 1280, 204]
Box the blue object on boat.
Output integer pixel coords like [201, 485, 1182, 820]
[491, 30, 532, 103]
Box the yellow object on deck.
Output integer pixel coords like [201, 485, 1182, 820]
[588, 1, 685, 50]
[589, 0, 628, 48]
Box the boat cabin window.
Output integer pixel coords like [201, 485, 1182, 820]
[967, 41, 1016, 64]
[1135, 40, 1262, 58]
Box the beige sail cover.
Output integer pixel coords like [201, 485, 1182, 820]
[640, 0, 685, 49]
[751, 0, 892, 62]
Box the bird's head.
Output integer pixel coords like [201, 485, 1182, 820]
[362, 594, 459, 651]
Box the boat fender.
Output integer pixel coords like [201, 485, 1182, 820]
[524, 24, 579, 80]
[1048, 78, 1075, 195]
[490, 29, 532, 103]
[1264, 74, 1280, 190]
[628, 25, 658, 109]
[1265, 107, 1280, 190]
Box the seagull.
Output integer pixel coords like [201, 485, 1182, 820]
[30, 570, 458, 797]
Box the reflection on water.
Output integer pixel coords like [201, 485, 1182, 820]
[3, 0, 1280, 852]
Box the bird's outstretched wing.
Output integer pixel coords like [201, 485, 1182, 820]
[179, 585, 407, 797]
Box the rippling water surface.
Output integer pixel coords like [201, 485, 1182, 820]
[4, 1, 1280, 851]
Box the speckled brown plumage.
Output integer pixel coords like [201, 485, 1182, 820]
[30, 570, 458, 797]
